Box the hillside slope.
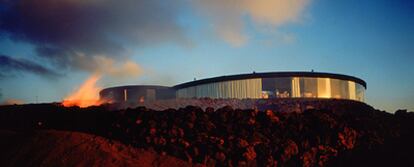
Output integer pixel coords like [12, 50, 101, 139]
[0, 130, 191, 167]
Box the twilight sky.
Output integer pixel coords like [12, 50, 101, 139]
[0, 0, 413, 112]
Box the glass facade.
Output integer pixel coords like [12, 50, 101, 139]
[176, 77, 365, 102]
[176, 78, 262, 99]
[262, 77, 365, 101]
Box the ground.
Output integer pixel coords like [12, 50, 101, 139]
[0, 130, 191, 167]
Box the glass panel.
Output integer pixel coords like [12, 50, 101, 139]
[348, 81, 356, 100]
[262, 77, 292, 98]
[317, 78, 331, 98]
[179, 78, 262, 99]
[356, 84, 365, 102]
[301, 77, 317, 98]
[291, 77, 301, 97]
[330, 79, 349, 99]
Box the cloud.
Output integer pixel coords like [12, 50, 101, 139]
[0, 54, 60, 79]
[0, 0, 311, 76]
[192, 0, 310, 46]
[281, 33, 296, 44]
[0, 0, 189, 75]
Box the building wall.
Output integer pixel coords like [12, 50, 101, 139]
[100, 86, 175, 103]
[177, 77, 365, 102]
[176, 78, 262, 99]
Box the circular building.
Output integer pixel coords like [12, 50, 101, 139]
[174, 72, 366, 102]
[100, 85, 175, 103]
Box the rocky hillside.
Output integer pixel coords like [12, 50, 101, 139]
[0, 99, 413, 166]
[0, 130, 191, 167]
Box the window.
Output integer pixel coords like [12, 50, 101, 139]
[331, 79, 349, 99]
[317, 78, 331, 98]
[262, 77, 292, 98]
[301, 78, 317, 98]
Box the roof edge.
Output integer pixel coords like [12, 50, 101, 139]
[100, 85, 172, 92]
[173, 71, 367, 89]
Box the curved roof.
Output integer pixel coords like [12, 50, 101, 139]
[100, 85, 171, 93]
[174, 71, 367, 89]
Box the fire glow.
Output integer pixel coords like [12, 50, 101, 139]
[62, 74, 105, 108]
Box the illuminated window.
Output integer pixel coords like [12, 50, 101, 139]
[301, 78, 317, 98]
[317, 78, 331, 98]
[291, 77, 301, 97]
[330, 79, 349, 99]
[348, 81, 356, 100]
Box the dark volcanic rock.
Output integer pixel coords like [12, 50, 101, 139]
[0, 130, 191, 167]
[0, 99, 413, 167]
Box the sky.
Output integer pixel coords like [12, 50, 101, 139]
[0, 0, 413, 112]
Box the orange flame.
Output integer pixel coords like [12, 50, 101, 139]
[62, 74, 104, 108]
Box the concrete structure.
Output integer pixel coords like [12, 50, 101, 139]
[100, 71, 367, 103]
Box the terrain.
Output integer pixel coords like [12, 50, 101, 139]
[0, 99, 413, 166]
[0, 130, 190, 167]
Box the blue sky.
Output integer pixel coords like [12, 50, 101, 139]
[0, 0, 413, 112]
